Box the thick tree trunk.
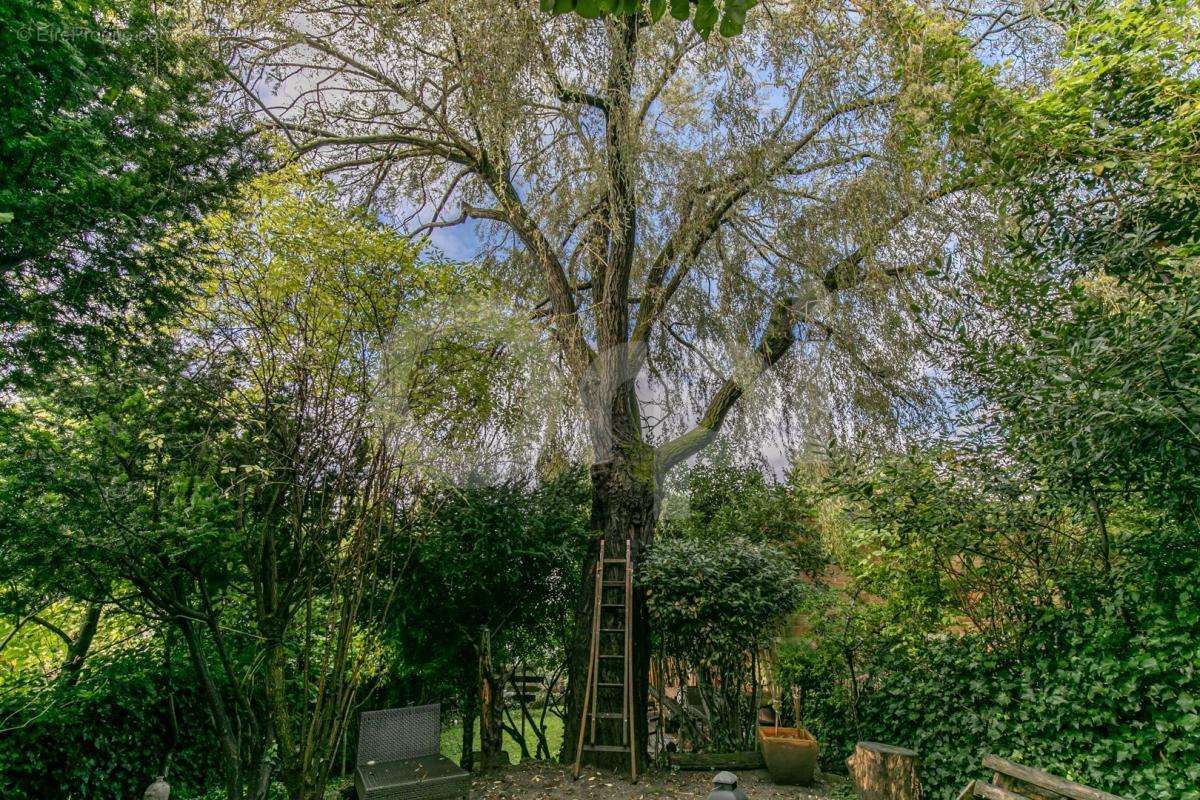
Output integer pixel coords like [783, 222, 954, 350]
[561, 14, 655, 774]
[564, 453, 655, 771]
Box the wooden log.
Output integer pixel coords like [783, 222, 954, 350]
[982, 756, 1125, 800]
[478, 626, 504, 771]
[668, 750, 765, 770]
[971, 783, 1032, 800]
[846, 741, 923, 800]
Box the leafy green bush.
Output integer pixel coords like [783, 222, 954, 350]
[643, 536, 802, 665]
[385, 468, 590, 765]
[775, 633, 861, 772]
[960, 0, 1200, 526]
[816, 7, 1200, 796]
[662, 464, 826, 577]
[642, 535, 803, 750]
[0, 646, 225, 800]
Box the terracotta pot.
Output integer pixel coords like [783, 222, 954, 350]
[757, 726, 819, 786]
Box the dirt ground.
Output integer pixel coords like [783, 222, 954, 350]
[470, 763, 847, 800]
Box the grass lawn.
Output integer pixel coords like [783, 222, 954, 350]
[440, 713, 566, 765]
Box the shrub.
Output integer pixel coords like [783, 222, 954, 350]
[775, 633, 861, 771]
[642, 536, 803, 751]
[0, 645, 225, 800]
[385, 468, 590, 765]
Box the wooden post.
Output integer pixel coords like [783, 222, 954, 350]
[572, 540, 604, 779]
[846, 741, 923, 800]
[478, 627, 503, 771]
[625, 538, 637, 783]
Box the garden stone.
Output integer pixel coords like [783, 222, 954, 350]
[142, 776, 170, 800]
[708, 771, 748, 800]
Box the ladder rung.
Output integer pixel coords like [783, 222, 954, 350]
[584, 535, 636, 781]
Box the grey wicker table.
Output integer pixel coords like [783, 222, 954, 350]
[355, 704, 470, 800]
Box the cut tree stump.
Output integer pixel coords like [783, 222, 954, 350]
[846, 741, 923, 800]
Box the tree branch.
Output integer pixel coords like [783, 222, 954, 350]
[297, 134, 472, 166]
[28, 615, 73, 647]
[654, 165, 956, 473]
[637, 31, 696, 125]
[655, 292, 801, 472]
[481, 170, 596, 374]
[663, 322, 727, 383]
[559, 88, 608, 115]
[411, 203, 505, 235]
[822, 178, 975, 292]
[286, 28, 480, 161]
[632, 95, 896, 346]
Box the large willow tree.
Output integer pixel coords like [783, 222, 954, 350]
[222, 0, 1045, 762]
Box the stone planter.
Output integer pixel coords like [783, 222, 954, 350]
[758, 726, 819, 786]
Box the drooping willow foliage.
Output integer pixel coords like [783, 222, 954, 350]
[217, 0, 1053, 474]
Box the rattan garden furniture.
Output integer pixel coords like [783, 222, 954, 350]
[355, 704, 470, 800]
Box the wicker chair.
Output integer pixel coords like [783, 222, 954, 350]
[355, 704, 470, 800]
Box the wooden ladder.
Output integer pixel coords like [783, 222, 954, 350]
[572, 537, 637, 783]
